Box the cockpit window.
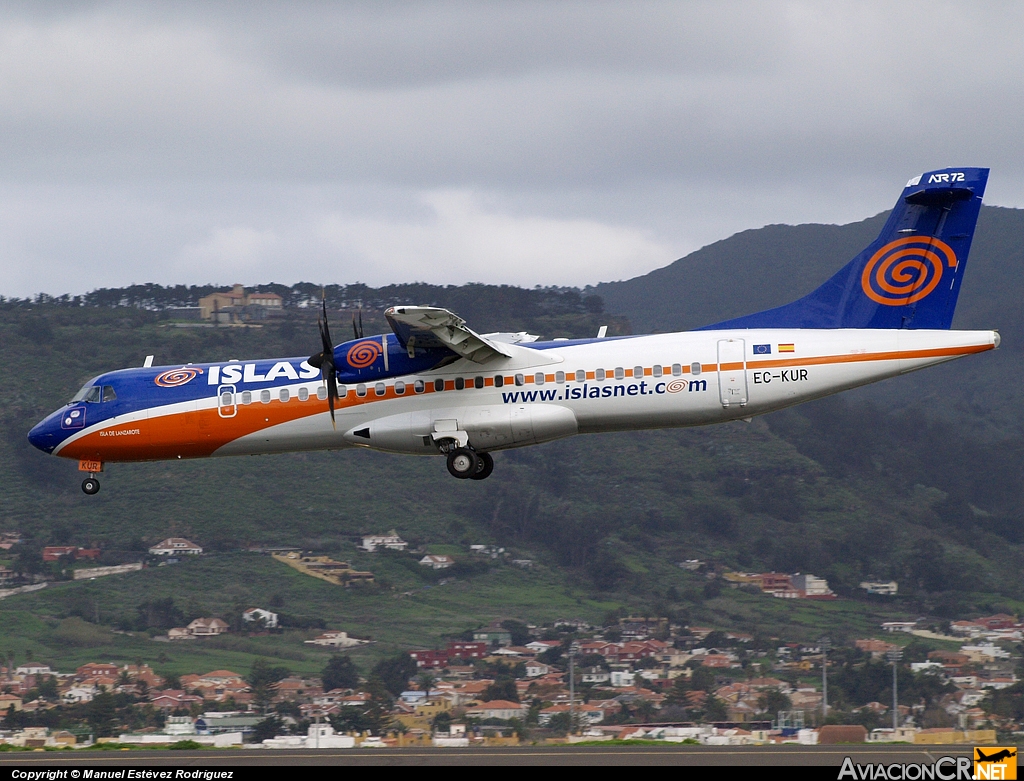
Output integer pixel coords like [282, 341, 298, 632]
[71, 385, 102, 403]
[102, 385, 117, 402]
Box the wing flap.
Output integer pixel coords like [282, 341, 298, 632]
[385, 306, 513, 363]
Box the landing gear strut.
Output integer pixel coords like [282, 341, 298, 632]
[81, 477, 100, 495]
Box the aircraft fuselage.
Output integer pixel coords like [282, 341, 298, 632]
[28, 327, 998, 465]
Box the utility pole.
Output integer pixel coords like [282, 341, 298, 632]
[887, 647, 903, 731]
[568, 649, 575, 736]
[820, 636, 831, 723]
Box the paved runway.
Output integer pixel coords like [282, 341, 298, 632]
[0, 744, 980, 767]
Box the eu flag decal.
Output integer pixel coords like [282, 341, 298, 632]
[753, 344, 772, 355]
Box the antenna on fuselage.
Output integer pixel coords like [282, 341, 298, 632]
[143, 355, 154, 367]
[596, 326, 608, 339]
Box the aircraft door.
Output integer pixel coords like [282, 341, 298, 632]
[717, 339, 748, 408]
[217, 384, 237, 418]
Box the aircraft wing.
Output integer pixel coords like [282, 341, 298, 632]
[384, 306, 515, 363]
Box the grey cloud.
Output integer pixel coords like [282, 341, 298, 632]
[1, 2, 1023, 297]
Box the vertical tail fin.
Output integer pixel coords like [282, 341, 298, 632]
[703, 167, 989, 330]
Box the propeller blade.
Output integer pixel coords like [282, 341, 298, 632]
[318, 293, 338, 429]
[352, 312, 359, 340]
[358, 310, 363, 339]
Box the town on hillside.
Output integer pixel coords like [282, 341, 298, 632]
[1, 608, 1022, 749]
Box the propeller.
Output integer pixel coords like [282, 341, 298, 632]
[308, 294, 340, 428]
[352, 309, 363, 339]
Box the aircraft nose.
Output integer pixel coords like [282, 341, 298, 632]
[27, 415, 58, 454]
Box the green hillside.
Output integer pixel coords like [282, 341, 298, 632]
[2, 211, 1023, 674]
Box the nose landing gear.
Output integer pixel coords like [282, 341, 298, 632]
[78, 459, 103, 495]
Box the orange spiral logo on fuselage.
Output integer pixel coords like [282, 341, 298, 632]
[154, 367, 203, 387]
[861, 237, 957, 306]
[346, 340, 381, 369]
[666, 379, 687, 393]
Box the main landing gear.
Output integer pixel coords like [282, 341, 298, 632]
[445, 447, 494, 480]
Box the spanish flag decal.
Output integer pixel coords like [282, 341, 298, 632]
[778, 344, 795, 353]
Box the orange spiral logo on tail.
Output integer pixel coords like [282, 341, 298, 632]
[861, 237, 957, 306]
[346, 340, 381, 369]
[154, 367, 203, 387]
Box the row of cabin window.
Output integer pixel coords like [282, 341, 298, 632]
[223, 362, 703, 406]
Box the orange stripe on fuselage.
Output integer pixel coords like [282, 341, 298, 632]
[57, 341, 993, 462]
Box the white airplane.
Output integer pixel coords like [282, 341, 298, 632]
[29, 168, 997, 494]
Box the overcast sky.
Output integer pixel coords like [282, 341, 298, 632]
[2, 2, 1023, 298]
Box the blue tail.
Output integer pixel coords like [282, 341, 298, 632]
[702, 167, 989, 330]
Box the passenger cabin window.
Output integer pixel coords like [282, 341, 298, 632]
[317, 386, 327, 400]
[260, 390, 271, 404]
[555, 371, 565, 383]
[221, 391, 233, 406]
[672, 363, 682, 376]
[455, 377, 465, 390]
[434, 379, 444, 392]
[515, 374, 524, 386]
[474, 376, 484, 389]
[279, 388, 290, 402]
[596, 369, 606, 381]
[395, 381, 406, 395]
[242, 391, 252, 404]
[298, 387, 309, 402]
[534, 372, 545, 385]
[653, 365, 663, 378]
[575, 370, 585, 382]
[356, 384, 367, 397]
[414, 380, 424, 393]
[375, 382, 386, 396]
[102, 385, 117, 402]
[494, 375, 504, 388]
[614, 367, 624, 380]
[691, 362, 702, 376]
[633, 365, 644, 378]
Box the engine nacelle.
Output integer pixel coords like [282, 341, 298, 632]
[343, 404, 578, 455]
[332, 333, 454, 384]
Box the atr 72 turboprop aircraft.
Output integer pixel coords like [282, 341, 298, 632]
[29, 167, 999, 494]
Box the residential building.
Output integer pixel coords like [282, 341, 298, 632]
[881, 621, 917, 633]
[525, 662, 552, 678]
[359, 531, 408, 552]
[197, 284, 283, 322]
[150, 690, 204, 710]
[419, 555, 454, 569]
[148, 538, 203, 556]
[187, 618, 229, 636]
[447, 641, 488, 660]
[791, 573, 835, 598]
[463, 700, 527, 721]
[861, 581, 899, 595]
[538, 703, 604, 725]
[409, 650, 448, 669]
[242, 608, 279, 629]
[304, 631, 368, 648]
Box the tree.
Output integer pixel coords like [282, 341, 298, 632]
[250, 716, 282, 743]
[757, 689, 792, 717]
[500, 620, 530, 647]
[248, 658, 290, 688]
[370, 653, 417, 697]
[321, 655, 359, 692]
[482, 679, 518, 703]
[702, 695, 727, 722]
[664, 676, 691, 707]
[88, 691, 118, 737]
